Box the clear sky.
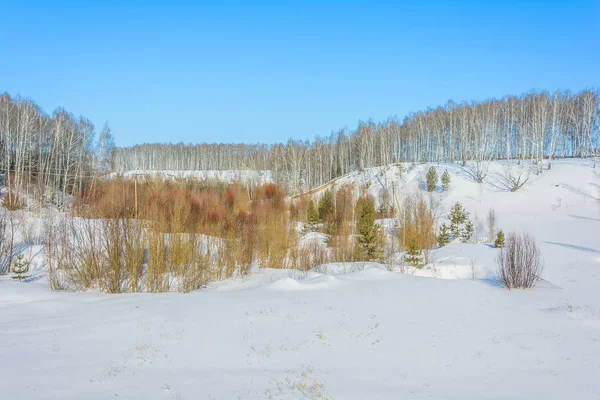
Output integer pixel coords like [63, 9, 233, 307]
[1, 0, 599, 147]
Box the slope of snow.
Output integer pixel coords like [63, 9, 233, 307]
[2, 159, 600, 399]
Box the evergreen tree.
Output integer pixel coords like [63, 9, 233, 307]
[449, 202, 469, 237]
[318, 190, 334, 222]
[441, 170, 451, 191]
[494, 230, 505, 248]
[461, 220, 474, 243]
[12, 254, 30, 281]
[336, 162, 343, 178]
[354, 196, 383, 261]
[426, 167, 438, 192]
[404, 241, 425, 267]
[307, 199, 320, 228]
[437, 222, 451, 247]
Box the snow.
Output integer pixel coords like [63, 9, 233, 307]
[107, 169, 273, 186]
[2, 159, 600, 399]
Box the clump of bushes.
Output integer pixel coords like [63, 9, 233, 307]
[49, 180, 297, 293]
[398, 193, 437, 267]
[496, 232, 543, 289]
[329, 184, 356, 262]
[2, 192, 25, 211]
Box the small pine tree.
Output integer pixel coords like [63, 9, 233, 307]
[318, 190, 334, 222]
[437, 222, 451, 247]
[12, 254, 30, 281]
[377, 203, 388, 218]
[461, 220, 474, 243]
[307, 199, 320, 227]
[354, 196, 383, 262]
[449, 202, 469, 237]
[494, 230, 505, 248]
[405, 242, 425, 268]
[426, 167, 438, 192]
[441, 170, 451, 191]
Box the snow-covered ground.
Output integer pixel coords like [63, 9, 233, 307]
[2, 159, 600, 399]
[107, 170, 273, 186]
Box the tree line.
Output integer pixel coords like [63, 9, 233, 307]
[2, 89, 598, 202]
[113, 89, 599, 192]
[0, 93, 114, 207]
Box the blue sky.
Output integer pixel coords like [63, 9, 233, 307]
[1, 0, 599, 146]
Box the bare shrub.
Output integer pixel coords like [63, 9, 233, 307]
[377, 188, 395, 218]
[145, 221, 171, 293]
[470, 256, 478, 279]
[328, 221, 354, 262]
[0, 209, 12, 274]
[398, 192, 437, 252]
[289, 238, 330, 273]
[497, 232, 544, 289]
[500, 162, 531, 192]
[50, 180, 302, 292]
[100, 218, 146, 293]
[486, 209, 496, 243]
[46, 214, 146, 292]
[0, 209, 16, 274]
[327, 184, 356, 262]
[252, 183, 290, 269]
[473, 211, 485, 244]
[465, 160, 490, 183]
[2, 192, 25, 211]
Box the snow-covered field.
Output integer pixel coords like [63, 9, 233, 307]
[108, 170, 273, 186]
[2, 159, 600, 399]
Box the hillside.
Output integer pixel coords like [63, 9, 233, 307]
[1, 159, 600, 399]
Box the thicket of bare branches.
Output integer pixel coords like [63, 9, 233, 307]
[47, 180, 303, 292]
[46, 213, 221, 293]
[0, 209, 16, 275]
[486, 209, 496, 244]
[112, 89, 599, 192]
[0, 210, 11, 274]
[499, 162, 532, 192]
[497, 232, 544, 289]
[398, 193, 438, 251]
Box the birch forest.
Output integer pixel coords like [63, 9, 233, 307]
[0, 93, 114, 207]
[1, 89, 599, 201]
[113, 89, 600, 192]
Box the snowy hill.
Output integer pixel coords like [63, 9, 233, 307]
[2, 159, 600, 399]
